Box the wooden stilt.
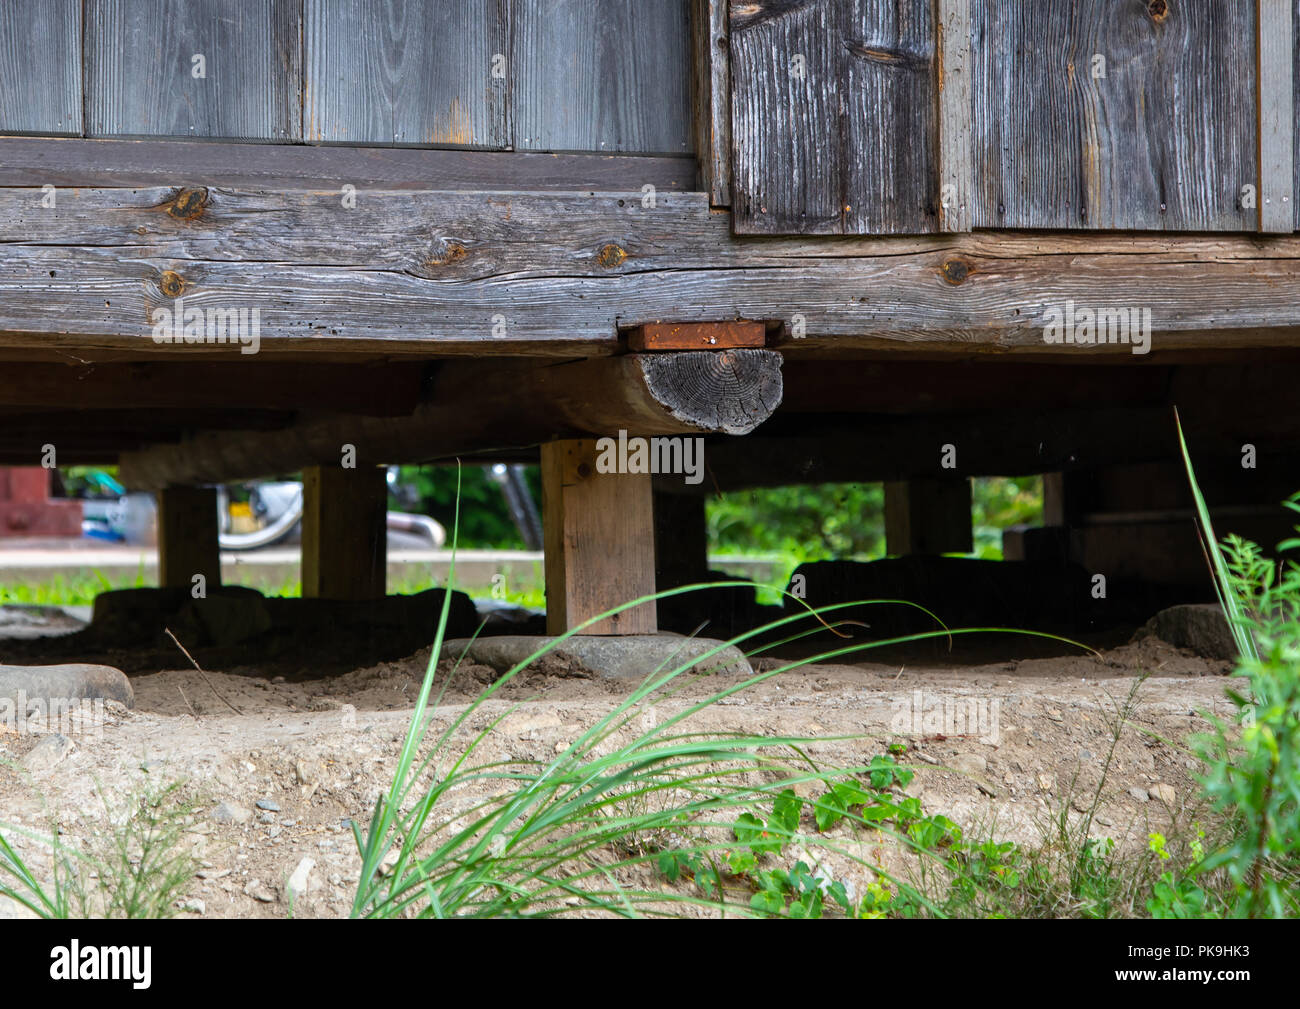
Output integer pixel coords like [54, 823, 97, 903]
[301, 465, 387, 600]
[157, 485, 221, 592]
[884, 477, 973, 556]
[542, 439, 656, 635]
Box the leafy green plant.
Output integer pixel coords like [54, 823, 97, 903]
[1175, 414, 1300, 917]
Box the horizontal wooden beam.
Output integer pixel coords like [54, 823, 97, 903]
[0, 138, 696, 193]
[4, 187, 1300, 358]
[118, 351, 783, 490]
[0, 361, 422, 414]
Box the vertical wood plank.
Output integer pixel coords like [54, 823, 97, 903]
[937, 0, 972, 233]
[514, 0, 692, 155]
[541, 439, 657, 636]
[884, 478, 972, 556]
[728, 0, 842, 234]
[971, 0, 1256, 230]
[692, 0, 731, 205]
[301, 465, 388, 601]
[729, 0, 936, 235]
[1258, 0, 1294, 232]
[304, 0, 508, 148]
[157, 486, 221, 591]
[86, 0, 302, 141]
[0, 0, 82, 136]
[842, 0, 936, 234]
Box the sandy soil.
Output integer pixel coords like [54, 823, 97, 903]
[0, 626, 1237, 919]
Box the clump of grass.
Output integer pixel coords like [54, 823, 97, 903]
[0, 775, 198, 919]
[1168, 412, 1300, 917]
[348, 473, 1087, 918]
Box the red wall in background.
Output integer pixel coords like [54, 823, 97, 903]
[0, 467, 82, 537]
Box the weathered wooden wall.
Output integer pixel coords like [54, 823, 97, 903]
[1, 0, 691, 155]
[729, 0, 937, 234]
[0, 0, 82, 136]
[724, 0, 1292, 234]
[970, 0, 1256, 230]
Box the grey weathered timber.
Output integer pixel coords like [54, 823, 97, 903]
[971, 0, 1256, 230]
[117, 352, 784, 489]
[6, 186, 1300, 357]
[1258, 0, 1295, 232]
[729, 0, 936, 234]
[1295, 0, 1300, 230]
[0, 0, 82, 136]
[86, 0, 302, 141]
[937, 0, 972, 232]
[0, 137, 696, 191]
[305, 0, 508, 148]
[513, 0, 692, 155]
[692, 0, 731, 204]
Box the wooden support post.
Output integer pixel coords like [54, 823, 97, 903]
[542, 439, 657, 636]
[157, 486, 220, 592]
[301, 465, 387, 601]
[654, 490, 710, 590]
[884, 478, 973, 556]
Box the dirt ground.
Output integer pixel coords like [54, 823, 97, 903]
[0, 618, 1238, 919]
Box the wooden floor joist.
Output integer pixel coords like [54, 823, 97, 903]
[300, 465, 387, 601]
[119, 351, 783, 490]
[156, 486, 220, 593]
[542, 439, 656, 636]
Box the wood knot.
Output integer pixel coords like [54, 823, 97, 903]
[159, 270, 186, 297]
[425, 238, 467, 268]
[940, 258, 974, 285]
[1147, 0, 1168, 22]
[167, 187, 208, 220]
[596, 243, 627, 269]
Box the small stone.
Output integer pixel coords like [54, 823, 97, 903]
[1149, 783, 1176, 805]
[268, 826, 281, 839]
[255, 798, 281, 812]
[952, 753, 987, 775]
[178, 898, 205, 915]
[1078, 749, 1093, 761]
[244, 879, 275, 903]
[1045, 709, 1064, 722]
[211, 802, 251, 825]
[1129, 787, 1149, 803]
[258, 812, 275, 824]
[294, 760, 319, 785]
[196, 868, 230, 880]
[286, 857, 316, 902]
[19, 733, 74, 772]
[1037, 773, 1055, 793]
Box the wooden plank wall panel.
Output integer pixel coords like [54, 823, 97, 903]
[513, 0, 692, 155]
[304, 0, 508, 148]
[0, 0, 82, 136]
[937, 0, 973, 232]
[730, 0, 936, 235]
[842, 0, 936, 234]
[1258, 0, 1294, 232]
[86, 0, 301, 141]
[1294, 0, 1300, 230]
[692, 0, 731, 204]
[729, 0, 843, 234]
[971, 0, 1256, 230]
